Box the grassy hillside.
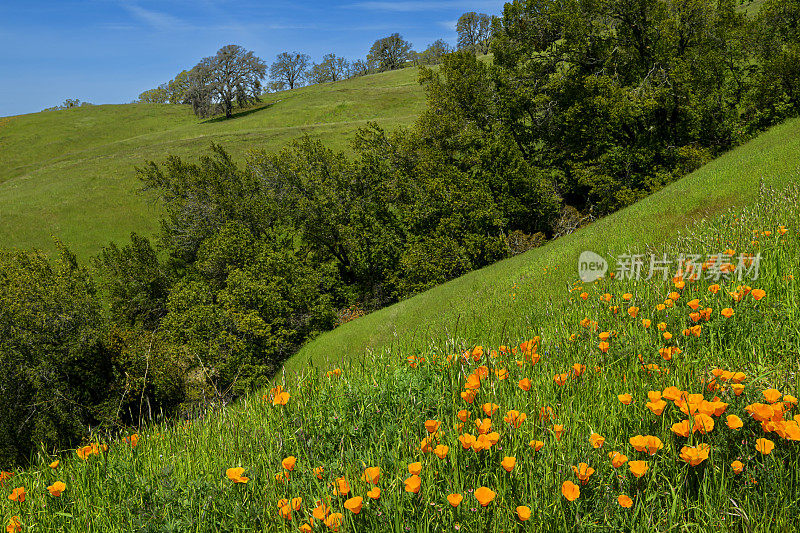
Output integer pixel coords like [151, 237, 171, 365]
[0, 67, 426, 260]
[288, 117, 800, 373]
[2, 120, 799, 531]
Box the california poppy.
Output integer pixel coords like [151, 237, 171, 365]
[282, 456, 296, 471]
[504, 410, 527, 428]
[515, 505, 531, 521]
[501, 456, 516, 472]
[609, 451, 628, 468]
[731, 460, 744, 474]
[313, 501, 330, 520]
[47, 481, 66, 497]
[530, 440, 544, 451]
[756, 438, 775, 455]
[49, 460, 59, 469]
[726, 415, 744, 430]
[434, 445, 449, 459]
[314, 466, 324, 480]
[693, 414, 715, 434]
[721, 308, 734, 319]
[447, 493, 462, 507]
[344, 496, 363, 514]
[474, 486, 496, 506]
[561, 480, 580, 501]
[552, 425, 565, 441]
[618, 495, 633, 508]
[589, 433, 605, 448]
[618, 393, 633, 405]
[518, 378, 532, 391]
[763, 389, 782, 404]
[405, 475, 421, 493]
[647, 400, 667, 416]
[362, 467, 380, 485]
[457, 410, 470, 422]
[680, 444, 711, 466]
[628, 461, 649, 478]
[671, 420, 693, 438]
[324, 513, 343, 531]
[333, 477, 350, 496]
[459, 433, 476, 449]
[8, 487, 25, 503]
[367, 487, 381, 499]
[6, 517, 21, 533]
[572, 463, 594, 484]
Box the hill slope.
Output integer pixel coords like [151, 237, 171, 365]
[287, 117, 800, 373]
[0, 67, 426, 259]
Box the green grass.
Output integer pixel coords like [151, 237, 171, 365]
[2, 117, 800, 532]
[0, 67, 427, 260]
[2, 180, 799, 532]
[287, 117, 800, 374]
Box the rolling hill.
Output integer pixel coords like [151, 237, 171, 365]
[0, 67, 427, 260]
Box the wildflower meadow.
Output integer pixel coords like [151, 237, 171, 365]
[2, 185, 800, 531]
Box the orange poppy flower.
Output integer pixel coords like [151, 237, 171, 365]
[474, 486, 496, 506]
[419, 437, 434, 453]
[561, 480, 580, 501]
[501, 456, 516, 472]
[127, 434, 140, 447]
[465, 374, 481, 391]
[49, 460, 59, 469]
[313, 501, 330, 520]
[618, 495, 633, 508]
[408, 462, 422, 475]
[518, 378, 532, 391]
[482, 403, 499, 417]
[270, 385, 290, 406]
[6, 517, 21, 533]
[721, 308, 734, 318]
[226, 467, 249, 484]
[282, 456, 296, 471]
[278, 503, 292, 520]
[530, 440, 544, 451]
[751, 289, 766, 300]
[598, 341, 610, 353]
[671, 420, 693, 438]
[629, 435, 663, 455]
[572, 463, 594, 484]
[447, 493, 463, 507]
[726, 415, 743, 430]
[756, 438, 775, 455]
[404, 475, 421, 493]
[314, 466, 325, 480]
[46, 481, 65, 497]
[589, 432, 605, 448]
[641, 319, 652, 328]
[367, 487, 381, 499]
[8, 487, 25, 503]
[434, 445, 449, 459]
[299, 524, 312, 533]
[475, 418, 492, 434]
[333, 477, 350, 496]
[580, 292, 589, 300]
[693, 414, 715, 434]
[731, 460, 744, 474]
[552, 424, 565, 441]
[291, 498, 302, 511]
[344, 496, 363, 514]
[460, 390, 476, 404]
[628, 461, 649, 478]
[425, 420, 441, 434]
[516, 505, 531, 521]
[459, 433, 476, 449]
[627, 306, 639, 318]
[647, 400, 667, 416]
[763, 389, 782, 404]
[618, 393, 633, 405]
[495, 368, 509, 380]
[609, 451, 628, 468]
[324, 513, 343, 531]
[680, 444, 711, 466]
[571, 363, 586, 377]
[554, 373, 569, 386]
[457, 410, 470, 422]
[504, 410, 527, 428]
[362, 467, 380, 485]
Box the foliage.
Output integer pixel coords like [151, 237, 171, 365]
[189, 45, 266, 119]
[307, 53, 349, 84]
[456, 12, 494, 54]
[367, 33, 413, 72]
[414, 39, 454, 66]
[269, 52, 310, 90]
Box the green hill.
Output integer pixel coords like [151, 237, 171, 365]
[3, 116, 799, 532]
[287, 116, 800, 373]
[0, 67, 426, 260]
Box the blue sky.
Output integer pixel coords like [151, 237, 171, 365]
[0, 0, 505, 117]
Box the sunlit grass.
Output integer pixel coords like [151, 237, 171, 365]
[2, 185, 798, 531]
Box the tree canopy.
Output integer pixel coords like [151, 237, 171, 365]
[270, 52, 310, 90]
[367, 33, 413, 72]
